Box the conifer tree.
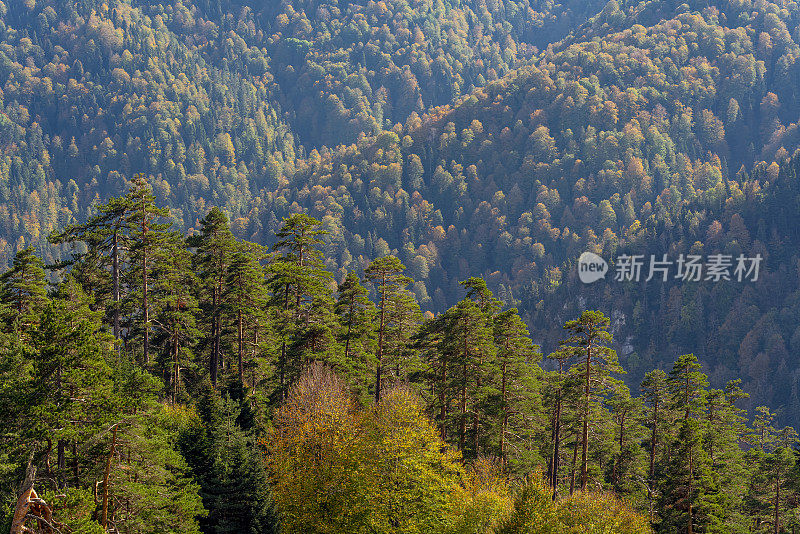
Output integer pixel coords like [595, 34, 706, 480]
[364, 255, 410, 402]
[606, 383, 645, 498]
[559, 310, 621, 491]
[50, 195, 133, 338]
[443, 298, 497, 457]
[0, 248, 48, 333]
[267, 213, 333, 399]
[546, 347, 574, 498]
[124, 175, 172, 366]
[31, 276, 117, 486]
[492, 308, 542, 472]
[190, 207, 237, 387]
[334, 271, 376, 401]
[383, 285, 423, 384]
[659, 353, 712, 534]
[181, 384, 278, 534]
[641, 368, 672, 520]
[150, 232, 201, 403]
[224, 243, 268, 386]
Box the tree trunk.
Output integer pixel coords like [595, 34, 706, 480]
[459, 360, 468, 452]
[237, 308, 244, 383]
[648, 399, 659, 522]
[172, 331, 180, 404]
[439, 362, 447, 441]
[775, 474, 781, 534]
[581, 346, 591, 491]
[344, 296, 354, 362]
[374, 272, 386, 404]
[210, 285, 219, 387]
[101, 424, 118, 530]
[142, 209, 150, 365]
[688, 443, 694, 534]
[473, 356, 482, 456]
[112, 226, 121, 339]
[551, 360, 563, 500]
[57, 439, 65, 470]
[500, 360, 508, 464]
[570, 431, 580, 495]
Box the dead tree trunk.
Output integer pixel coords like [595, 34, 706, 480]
[11, 453, 56, 534]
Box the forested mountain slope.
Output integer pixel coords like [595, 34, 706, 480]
[288, 0, 800, 418]
[1, 0, 800, 419]
[0, 0, 297, 264]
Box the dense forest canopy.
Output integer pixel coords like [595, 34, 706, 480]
[1, 0, 800, 531]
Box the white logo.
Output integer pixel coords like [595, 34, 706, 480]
[578, 252, 608, 284]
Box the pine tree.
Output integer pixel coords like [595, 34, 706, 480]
[150, 232, 201, 403]
[443, 298, 497, 458]
[224, 242, 268, 386]
[605, 383, 645, 498]
[334, 271, 376, 401]
[266, 213, 333, 399]
[50, 195, 133, 338]
[124, 175, 172, 366]
[0, 248, 48, 333]
[364, 255, 410, 402]
[383, 285, 422, 385]
[546, 347, 574, 499]
[559, 311, 621, 491]
[659, 353, 712, 534]
[190, 207, 237, 387]
[105, 407, 207, 534]
[641, 368, 672, 520]
[31, 276, 117, 486]
[492, 308, 542, 472]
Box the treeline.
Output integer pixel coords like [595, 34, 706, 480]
[1, 180, 799, 533]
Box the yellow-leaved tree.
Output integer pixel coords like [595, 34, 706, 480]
[266, 364, 515, 534]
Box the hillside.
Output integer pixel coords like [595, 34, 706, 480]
[289, 0, 800, 418]
[3, 0, 800, 532]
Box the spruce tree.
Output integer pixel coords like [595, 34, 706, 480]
[181, 384, 278, 534]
